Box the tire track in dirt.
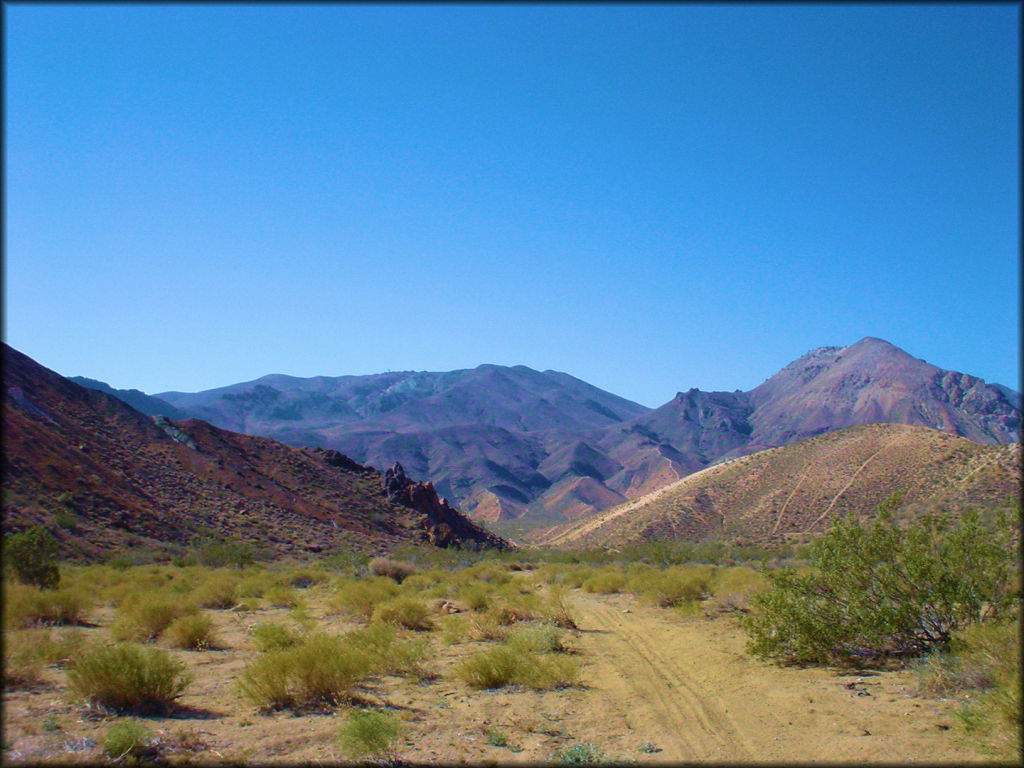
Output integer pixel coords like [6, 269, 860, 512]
[573, 594, 754, 761]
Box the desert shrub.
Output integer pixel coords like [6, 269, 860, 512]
[192, 573, 240, 609]
[163, 613, 217, 650]
[457, 645, 580, 690]
[372, 597, 434, 631]
[743, 509, 1018, 666]
[705, 566, 768, 616]
[368, 557, 415, 584]
[582, 569, 627, 594]
[250, 621, 299, 652]
[282, 568, 323, 588]
[331, 576, 401, 620]
[347, 623, 429, 678]
[457, 582, 492, 611]
[235, 571, 273, 598]
[629, 565, 711, 608]
[4, 526, 60, 589]
[560, 566, 595, 589]
[541, 584, 578, 629]
[558, 741, 604, 764]
[190, 537, 260, 568]
[338, 709, 403, 763]
[4, 583, 92, 627]
[264, 585, 300, 609]
[112, 597, 195, 642]
[506, 622, 565, 654]
[103, 719, 154, 761]
[5, 627, 86, 686]
[237, 633, 372, 710]
[67, 643, 191, 714]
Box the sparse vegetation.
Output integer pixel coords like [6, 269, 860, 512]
[103, 719, 154, 761]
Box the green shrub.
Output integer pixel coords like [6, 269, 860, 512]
[237, 633, 372, 710]
[112, 597, 195, 642]
[558, 741, 604, 764]
[4, 584, 92, 628]
[331, 577, 401, 620]
[264, 585, 300, 608]
[582, 569, 627, 594]
[192, 573, 239, 609]
[743, 509, 1018, 665]
[456, 645, 580, 690]
[346, 623, 429, 678]
[338, 709, 403, 763]
[4, 526, 60, 589]
[250, 622, 299, 652]
[368, 557, 415, 584]
[457, 582, 492, 611]
[103, 719, 154, 760]
[629, 565, 711, 608]
[67, 643, 191, 713]
[371, 597, 434, 631]
[163, 613, 217, 650]
[506, 622, 565, 654]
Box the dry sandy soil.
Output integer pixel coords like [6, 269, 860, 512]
[3, 589, 989, 764]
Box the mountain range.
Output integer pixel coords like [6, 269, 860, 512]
[4, 344, 506, 561]
[72, 337, 1020, 526]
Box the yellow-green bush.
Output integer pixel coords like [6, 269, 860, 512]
[191, 572, 240, 609]
[330, 576, 401, 620]
[4, 583, 93, 628]
[582, 569, 627, 594]
[163, 613, 217, 650]
[629, 565, 712, 608]
[250, 621, 300, 652]
[371, 597, 434, 631]
[338, 709, 403, 763]
[264, 585, 300, 609]
[456, 645, 580, 690]
[237, 633, 373, 710]
[66, 643, 191, 714]
[112, 596, 196, 642]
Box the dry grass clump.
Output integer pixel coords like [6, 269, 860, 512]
[4, 583, 93, 628]
[111, 596, 196, 642]
[368, 558, 415, 584]
[558, 566, 595, 590]
[371, 597, 435, 631]
[506, 622, 566, 654]
[66, 643, 191, 714]
[338, 709, 403, 763]
[237, 632, 372, 711]
[102, 718, 155, 761]
[331, 576, 402, 620]
[347, 623, 429, 678]
[912, 620, 1020, 760]
[540, 584, 578, 629]
[457, 582, 492, 611]
[163, 613, 218, 650]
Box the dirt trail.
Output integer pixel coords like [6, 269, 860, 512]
[568, 592, 987, 763]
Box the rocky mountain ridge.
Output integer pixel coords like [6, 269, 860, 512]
[74, 337, 1020, 526]
[3, 344, 506, 561]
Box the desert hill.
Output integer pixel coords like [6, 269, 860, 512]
[3, 344, 506, 561]
[535, 423, 1021, 549]
[75, 338, 1020, 526]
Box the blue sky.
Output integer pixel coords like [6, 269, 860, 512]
[4, 4, 1019, 407]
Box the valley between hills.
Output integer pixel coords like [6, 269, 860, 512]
[3, 339, 1020, 764]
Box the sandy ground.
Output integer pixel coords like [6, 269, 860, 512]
[3, 590, 990, 764]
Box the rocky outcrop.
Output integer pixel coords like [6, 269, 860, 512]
[383, 462, 510, 550]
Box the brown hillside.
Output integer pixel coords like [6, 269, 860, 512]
[535, 423, 1021, 548]
[2, 344, 507, 561]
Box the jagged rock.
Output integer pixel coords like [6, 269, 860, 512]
[320, 449, 367, 473]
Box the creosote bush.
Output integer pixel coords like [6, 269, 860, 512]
[112, 596, 196, 642]
[4, 526, 61, 589]
[368, 557, 415, 584]
[67, 643, 191, 714]
[743, 509, 1018, 666]
[4, 583, 92, 628]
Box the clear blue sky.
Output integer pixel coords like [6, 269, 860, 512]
[4, 4, 1019, 407]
